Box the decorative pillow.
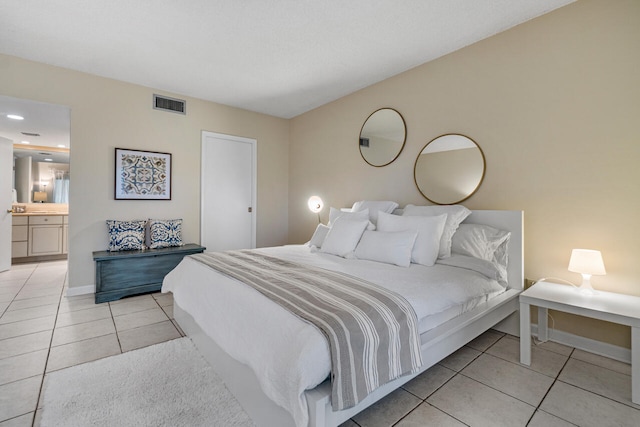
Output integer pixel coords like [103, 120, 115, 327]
[402, 204, 471, 258]
[328, 207, 375, 230]
[308, 223, 330, 249]
[106, 219, 146, 251]
[319, 217, 369, 258]
[376, 212, 447, 266]
[451, 223, 511, 263]
[147, 218, 184, 249]
[351, 200, 399, 225]
[354, 230, 417, 267]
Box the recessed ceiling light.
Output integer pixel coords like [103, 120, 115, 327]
[7, 114, 24, 120]
[44, 158, 53, 162]
[21, 141, 30, 144]
[57, 144, 66, 148]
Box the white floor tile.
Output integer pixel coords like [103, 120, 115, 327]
[0, 316, 55, 341]
[113, 307, 170, 332]
[402, 364, 456, 399]
[559, 358, 638, 409]
[532, 338, 574, 356]
[0, 350, 48, 385]
[571, 349, 631, 376]
[4, 294, 60, 311]
[0, 330, 52, 360]
[52, 317, 116, 347]
[118, 320, 181, 352]
[46, 333, 121, 372]
[0, 412, 34, 427]
[540, 381, 640, 427]
[0, 303, 58, 325]
[109, 296, 159, 317]
[57, 294, 101, 314]
[461, 353, 555, 406]
[487, 335, 569, 377]
[528, 410, 577, 427]
[152, 292, 174, 307]
[55, 305, 111, 328]
[466, 329, 505, 352]
[352, 388, 421, 427]
[427, 374, 535, 427]
[438, 346, 481, 372]
[0, 376, 42, 422]
[396, 402, 465, 426]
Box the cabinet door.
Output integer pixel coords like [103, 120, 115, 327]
[28, 225, 63, 256]
[12, 225, 28, 242]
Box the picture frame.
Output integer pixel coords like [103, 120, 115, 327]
[114, 148, 172, 200]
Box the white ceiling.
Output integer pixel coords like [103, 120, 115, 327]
[0, 95, 70, 163]
[0, 1, 574, 120]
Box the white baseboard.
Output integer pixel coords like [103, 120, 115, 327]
[531, 323, 631, 364]
[66, 284, 95, 297]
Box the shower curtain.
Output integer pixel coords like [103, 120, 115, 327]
[53, 170, 69, 204]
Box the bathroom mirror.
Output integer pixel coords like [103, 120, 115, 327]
[414, 134, 485, 205]
[359, 108, 406, 167]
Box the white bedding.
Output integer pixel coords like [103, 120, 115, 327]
[162, 244, 505, 427]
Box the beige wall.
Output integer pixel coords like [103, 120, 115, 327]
[289, 0, 640, 348]
[0, 54, 290, 290]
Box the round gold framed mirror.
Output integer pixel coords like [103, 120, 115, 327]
[359, 108, 406, 167]
[414, 134, 486, 205]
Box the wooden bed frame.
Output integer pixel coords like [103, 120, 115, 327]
[173, 210, 524, 427]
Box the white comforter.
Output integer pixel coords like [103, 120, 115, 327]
[162, 245, 504, 427]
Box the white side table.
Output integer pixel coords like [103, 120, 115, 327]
[519, 281, 640, 404]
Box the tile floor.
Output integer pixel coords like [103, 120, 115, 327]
[1, 261, 639, 427]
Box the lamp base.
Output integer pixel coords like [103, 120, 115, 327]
[578, 274, 596, 295]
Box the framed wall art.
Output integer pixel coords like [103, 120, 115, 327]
[115, 148, 172, 200]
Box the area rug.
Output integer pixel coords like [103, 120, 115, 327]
[40, 337, 255, 427]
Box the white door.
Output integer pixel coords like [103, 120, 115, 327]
[201, 132, 256, 252]
[0, 137, 13, 272]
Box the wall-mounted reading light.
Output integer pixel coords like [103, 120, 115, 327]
[307, 196, 323, 223]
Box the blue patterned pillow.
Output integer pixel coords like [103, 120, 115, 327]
[148, 218, 184, 249]
[106, 220, 146, 251]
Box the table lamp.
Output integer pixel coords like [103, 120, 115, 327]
[33, 191, 47, 203]
[568, 249, 606, 294]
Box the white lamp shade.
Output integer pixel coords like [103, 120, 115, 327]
[568, 249, 606, 276]
[33, 191, 47, 202]
[307, 196, 323, 213]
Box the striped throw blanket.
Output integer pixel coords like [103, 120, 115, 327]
[189, 250, 423, 410]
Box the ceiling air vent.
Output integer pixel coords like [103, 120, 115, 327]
[153, 94, 186, 115]
[21, 132, 41, 137]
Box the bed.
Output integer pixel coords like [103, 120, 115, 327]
[162, 208, 523, 427]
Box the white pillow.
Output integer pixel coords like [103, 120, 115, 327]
[351, 201, 399, 225]
[437, 254, 507, 287]
[354, 230, 417, 267]
[328, 207, 375, 230]
[319, 217, 369, 257]
[402, 204, 471, 258]
[308, 224, 330, 249]
[451, 223, 511, 262]
[376, 212, 447, 266]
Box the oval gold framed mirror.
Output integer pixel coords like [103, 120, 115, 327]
[359, 108, 406, 167]
[414, 134, 486, 205]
